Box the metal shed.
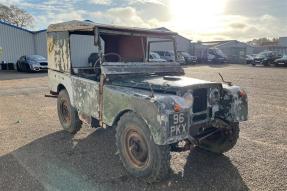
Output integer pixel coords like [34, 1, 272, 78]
[0, 21, 47, 64]
[202, 40, 255, 64]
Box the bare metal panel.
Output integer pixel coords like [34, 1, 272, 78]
[47, 31, 70, 73]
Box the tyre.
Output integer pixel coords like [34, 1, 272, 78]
[198, 123, 239, 154]
[57, 89, 82, 134]
[115, 112, 171, 182]
[263, 60, 271, 66]
[25, 64, 32, 72]
[16, 62, 21, 72]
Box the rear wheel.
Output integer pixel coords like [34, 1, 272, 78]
[57, 89, 82, 134]
[116, 112, 171, 182]
[25, 64, 32, 72]
[16, 62, 22, 72]
[198, 123, 239, 154]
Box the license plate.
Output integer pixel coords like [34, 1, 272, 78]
[168, 112, 188, 137]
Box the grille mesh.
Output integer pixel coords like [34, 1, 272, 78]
[192, 88, 207, 113]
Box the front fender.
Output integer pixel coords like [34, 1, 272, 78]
[103, 86, 190, 145]
[218, 85, 248, 122]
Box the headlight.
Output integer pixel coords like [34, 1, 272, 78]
[183, 92, 194, 107]
[209, 88, 220, 104]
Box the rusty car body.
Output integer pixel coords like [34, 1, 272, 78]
[47, 20, 248, 181]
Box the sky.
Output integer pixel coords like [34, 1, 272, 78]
[0, 0, 286, 42]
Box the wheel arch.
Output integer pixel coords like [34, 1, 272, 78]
[57, 83, 66, 93]
[112, 109, 165, 145]
[112, 109, 133, 127]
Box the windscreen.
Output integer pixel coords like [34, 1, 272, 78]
[28, 55, 46, 61]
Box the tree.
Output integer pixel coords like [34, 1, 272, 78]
[248, 37, 279, 46]
[0, 4, 34, 28]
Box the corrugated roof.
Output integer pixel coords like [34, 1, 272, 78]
[0, 20, 46, 34]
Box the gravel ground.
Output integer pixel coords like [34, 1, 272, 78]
[0, 65, 286, 191]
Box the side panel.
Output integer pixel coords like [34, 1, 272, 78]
[71, 76, 100, 118]
[48, 70, 74, 104]
[103, 86, 165, 144]
[47, 31, 71, 73]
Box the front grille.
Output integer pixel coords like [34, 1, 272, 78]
[40, 62, 48, 66]
[192, 88, 207, 113]
[193, 113, 207, 122]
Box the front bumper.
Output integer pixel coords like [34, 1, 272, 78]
[158, 85, 248, 145]
[32, 65, 48, 71]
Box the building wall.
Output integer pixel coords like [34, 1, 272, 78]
[190, 43, 209, 62]
[0, 22, 35, 63]
[34, 31, 47, 57]
[175, 35, 191, 52]
[70, 34, 98, 67]
[148, 35, 191, 53]
[216, 41, 253, 64]
[279, 37, 287, 46]
[219, 46, 246, 64]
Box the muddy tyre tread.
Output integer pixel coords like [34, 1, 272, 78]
[115, 112, 170, 183]
[57, 89, 82, 134]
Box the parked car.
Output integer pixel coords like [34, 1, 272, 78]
[274, 55, 287, 66]
[154, 51, 176, 62]
[178, 51, 197, 65]
[149, 52, 166, 62]
[207, 48, 227, 64]
[47, 21, 248, 182]
[253, 51, 281, 66]
[16, 55, 48, 72]
[246, 54, 256, 65]
[176, 52, 186, 65]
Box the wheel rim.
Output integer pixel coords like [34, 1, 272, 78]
[124, 126, 149, 168]
[60, 100, 71, 125]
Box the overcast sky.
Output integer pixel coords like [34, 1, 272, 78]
[1, 0, 286, 41]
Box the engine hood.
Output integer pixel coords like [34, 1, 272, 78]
[108, 76, 222, 95]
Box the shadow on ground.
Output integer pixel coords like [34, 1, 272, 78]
[0, 128, 249, 191]
[0, 71, 47, 81]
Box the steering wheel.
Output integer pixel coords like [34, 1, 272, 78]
[93, 52, 122, 73]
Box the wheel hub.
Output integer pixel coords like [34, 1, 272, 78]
[125, 129, 149, 168]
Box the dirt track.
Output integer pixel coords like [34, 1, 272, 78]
[0, 65, 286, 191]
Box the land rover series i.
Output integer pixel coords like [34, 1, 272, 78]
[47, 21, 248, 182]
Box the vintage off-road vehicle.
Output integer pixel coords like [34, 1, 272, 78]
[47, 21, 248, 182]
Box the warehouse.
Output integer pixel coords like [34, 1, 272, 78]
[0, 21, 47, 65]
[202, 40, 254, 64]
[153, 27, 192, 52]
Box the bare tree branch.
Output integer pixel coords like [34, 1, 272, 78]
[0, 4, 34, 28]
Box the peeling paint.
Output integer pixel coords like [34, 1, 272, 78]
[47, 21, 248, 146]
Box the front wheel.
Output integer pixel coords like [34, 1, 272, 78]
[16, 62, 22, 72]
[57, 89, 82, 134]
[115, 112, 171, 182]
[198, 123, 239, 154]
